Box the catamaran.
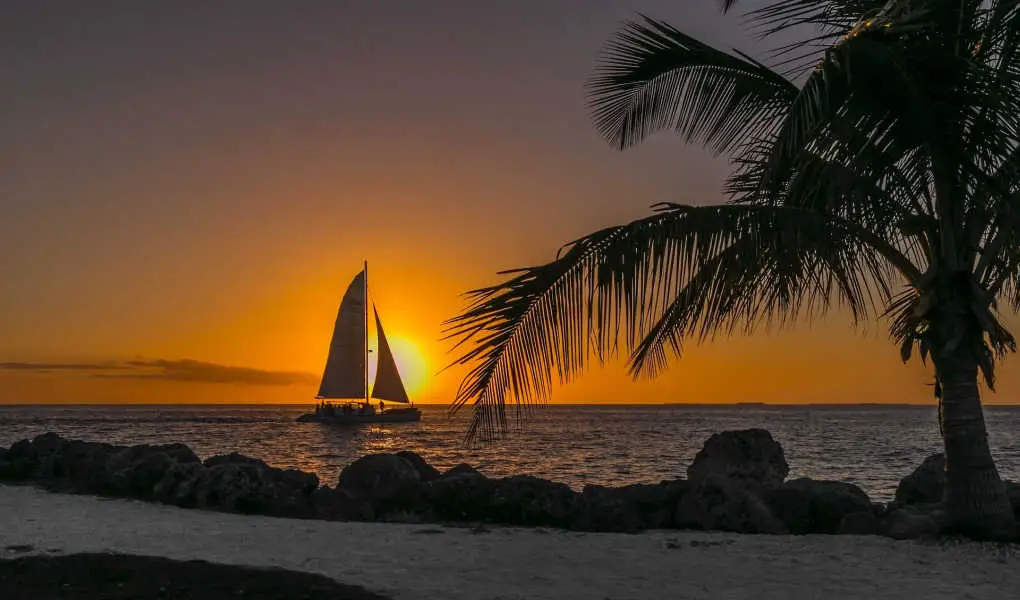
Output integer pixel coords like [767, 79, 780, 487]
[297, 262, 422, 424]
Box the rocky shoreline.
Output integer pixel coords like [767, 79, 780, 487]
[2, 429, 1018, 541]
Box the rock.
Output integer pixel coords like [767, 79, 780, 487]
[36, 439, 123, 493]
[152, 456, 318, 517]
[423, 468, 495, 521]
[676, 474, 787, 534]
[444, 463, 482, 477]
[109, 452, 175, 497]
[895, 453, 944, 505]
[199, 462, 319, 516]
[763, 478, 873, 534]
[885, 506, 946, 540]
[0, 434, 126, 491]
[572, 481, 687, 533]
[0, 460, 13, 481]
[153, 462, 206, 507]
[12, 433, 66, 460]
[106, 443, 202, 498]
[489, 476, 577, 527]
[203, 453, 268, 469]
[838, 510, 883, 535]
[573, 485, 644, 533]
[131, 443, 199, 466]
[0, 448, 34, 482]
[280, 467, 320, 494]
[337, 454, 421, 502]
[311, 486, 374, 521]
[687, 429, 788, 492]
[396, 451, 440, 482]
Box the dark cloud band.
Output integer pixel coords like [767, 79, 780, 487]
[0, 359, 316, 386]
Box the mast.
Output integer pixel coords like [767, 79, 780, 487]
[363, 259, 369, 406]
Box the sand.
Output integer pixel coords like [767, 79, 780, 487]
[2, 484, 1017, 600]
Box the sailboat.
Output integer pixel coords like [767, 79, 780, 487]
[297, 262, 422, 424]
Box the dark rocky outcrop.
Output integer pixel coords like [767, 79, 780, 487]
[5, 435, 122, 493]
[0, 434, 321, 519]
[153, 461, 206, 506]
[338, 453, 421, 502]
[837, 510, 884, 535]
[156, 453, 320, 517]
[422, 466, 495, 521]
[488, 475, 577, 527]
[311, 486, 374, 521]
[397, 451, 441, 482]
[10, 430, 1013, 540]
[572, 481, 687, 533]
[895, 453, 944, 505]
[0, 434, 204, 499]
[38, 440, 123, 493]
[884, 504, 948, 540]
[444, 463, 482, 477]
[891, 454, 1020, 538]
[687, 429, 788, 492]
[0, 450, 32, 481]
[106, 443, 202, 497]
[763, 478, 873, 534]
[203, 453, 265, 469]
[673, 429, 793, 534]
[676, 473, 787, 534]
[109, 451, 176, 497]
[336, 453, 434, 521]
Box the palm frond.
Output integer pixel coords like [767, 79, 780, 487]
[628, 203, 898, 377]
[442, 220, 658, 441]
[738, 0, 893, 78]
[887, 275, 1017, 392]
[445, 203, 904, 441]
[587, 15, 797, 153]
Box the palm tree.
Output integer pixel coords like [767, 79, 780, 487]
[444, 0, 1020, 539]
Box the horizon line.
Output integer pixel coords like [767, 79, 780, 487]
[2, 401, 1018, 408]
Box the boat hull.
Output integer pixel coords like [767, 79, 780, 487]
[296, 407, 422, 424]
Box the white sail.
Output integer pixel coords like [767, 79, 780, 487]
[316, 270, 367, 399]
[370, 305, 410, 404]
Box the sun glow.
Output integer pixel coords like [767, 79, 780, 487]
[368, 335, 430, 399]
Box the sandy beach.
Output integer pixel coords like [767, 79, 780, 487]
[1, 485, 1017, 599]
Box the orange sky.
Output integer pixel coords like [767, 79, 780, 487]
[2, 1, 1018, 406]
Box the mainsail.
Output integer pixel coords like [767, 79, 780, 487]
[316, 270, 367, 399]
[370, 305, 410, 404]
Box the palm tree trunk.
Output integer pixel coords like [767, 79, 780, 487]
[937, 355, 1016, 540]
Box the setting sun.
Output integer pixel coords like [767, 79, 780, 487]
[369, 335, 430, 399]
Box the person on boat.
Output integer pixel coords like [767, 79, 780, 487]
[378, 400, 385, 413]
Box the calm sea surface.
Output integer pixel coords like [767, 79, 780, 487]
[2, 404, 1018, 502]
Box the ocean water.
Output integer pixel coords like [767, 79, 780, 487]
[1, 404, 1019, 502]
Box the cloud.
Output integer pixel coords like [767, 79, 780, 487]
[0, 359, 317, 386]
[0, 362, 123, 372]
